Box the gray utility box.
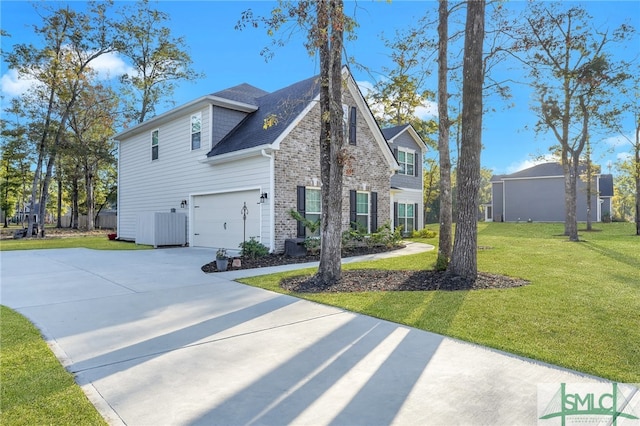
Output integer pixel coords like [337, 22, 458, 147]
[136, 212, 187, 248]
[284, 238, 307, 257]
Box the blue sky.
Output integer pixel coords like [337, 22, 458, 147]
[1, 0, 639, 175]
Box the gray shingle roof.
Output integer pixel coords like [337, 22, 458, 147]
[212, 83, 269, 106]
[505, 162, 565, 179]
[207, 75, 320, 157]
[381, 124, 411, 141]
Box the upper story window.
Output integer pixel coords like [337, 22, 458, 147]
[397, 148, 415, 176]
[151, 129, 159, 161]
[191, 113, 201, 150]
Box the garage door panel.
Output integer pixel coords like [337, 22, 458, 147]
[193, 190, 261, 249]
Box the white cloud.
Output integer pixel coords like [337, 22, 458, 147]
[1, 52, 134, 101]
[603, 134, 632, 148]
[88, 52, 136, 80]
[0, 69, 38, 97]
[505, 154, 558, 174]
[415, 101, 438, 120]
[617, 152, 633, 162]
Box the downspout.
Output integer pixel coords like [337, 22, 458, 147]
[117, 140, 121, 237]
[261, 149, 275, 252]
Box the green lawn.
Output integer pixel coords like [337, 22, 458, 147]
[0, 306, 107, 425]
[0, 235, 150, 251]
[238, 222, 640, 382]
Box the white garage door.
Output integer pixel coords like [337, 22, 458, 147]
[192, 190, 261, 249]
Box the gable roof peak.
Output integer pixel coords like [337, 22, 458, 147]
[211, 83, 269, 106]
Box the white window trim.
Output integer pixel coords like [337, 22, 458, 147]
[305, 187, 321, 222]
[397, 147, 416, 176]
[356, 191, 370, 232]
[397, 202, 415, 234]
[190, 112, 202, 151]
[151, 128, 159, 161]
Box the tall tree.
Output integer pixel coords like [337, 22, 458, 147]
[449, 0, 485, 281]
[117, 0, 202, 124]
[614, 66, 640, 235]
[5, 3, 116, 237]
[515, 3, 631, 241]
[68, 82, 118, 231]
[436, 0, 453, 270]
[315, 0, 346, 284]
[238, 0, 353, 285]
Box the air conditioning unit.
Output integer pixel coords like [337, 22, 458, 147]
[135, 211, 187, 248]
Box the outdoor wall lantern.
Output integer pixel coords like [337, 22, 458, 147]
[180, 199, 188, 208]
[258, 193, 268, 204]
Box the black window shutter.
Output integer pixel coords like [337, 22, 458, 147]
[393, 202, 398, 230]
[296, 186, 306, 238]
[414, 153, 420, 177]
[370, 192, 378, 232]
[349, 190, 357, 229]
[393, 147, 398, 159]
[414, 203, 419, 231]
[349, 107, 357, 145]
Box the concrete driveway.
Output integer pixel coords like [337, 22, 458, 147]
[1, 247, 608, 425]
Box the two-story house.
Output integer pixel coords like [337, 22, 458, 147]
[115, 67, 425, 252]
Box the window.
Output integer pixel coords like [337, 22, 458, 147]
[397, 149, 415, 176]
[356, 192, 369, 231]
[398, 203, 415, 235]
[191, 113, 201, 150]
[151, 129, 159, 161]
[305, 188, 321, 237]
[348, 106, 357, 145]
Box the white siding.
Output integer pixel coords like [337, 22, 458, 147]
[118, 106, 273, 249]
[391, 188, 424, 231]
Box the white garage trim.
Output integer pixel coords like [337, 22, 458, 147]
[189, 187, 266, 250]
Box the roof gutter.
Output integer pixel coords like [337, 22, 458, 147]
[198, 144, 276, 165]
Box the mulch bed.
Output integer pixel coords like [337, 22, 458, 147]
[201, 244, 403, 273]
[201, 244, 529, 292]
[281, 270, 529, 293]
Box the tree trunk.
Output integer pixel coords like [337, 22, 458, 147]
[72, 168, 79, 229]
[436, 0, 452, 270]
[585, 141, 592, 231]
[56, 171, 62, 228]
[85, 164, 95, 231]
[316, 0, 345, 285]
[562, 155, 579, 241]
[449, 0, 485, 281]
[635, 132, 640, 236]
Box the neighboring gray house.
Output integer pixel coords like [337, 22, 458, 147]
[115, 67, 407, 252]
[382, 124, 426, 235]
[487, 162, 613, 223]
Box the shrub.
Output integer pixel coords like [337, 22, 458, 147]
[304, 237, 320, 254]
[239, 237, 269, 259]
[411, 228, 437, 239]
[369, 222, 403, 247]
[289, 209, 320, 234]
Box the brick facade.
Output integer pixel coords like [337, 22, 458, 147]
[273, 91, 392, 253]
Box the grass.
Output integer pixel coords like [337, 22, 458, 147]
[0, 306, 107, 425]
[238, 222, 640, 382]
[0, 226, 151, 251]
